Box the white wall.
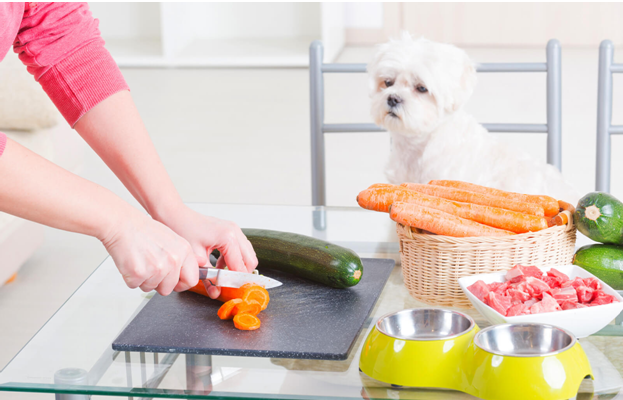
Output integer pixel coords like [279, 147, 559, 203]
[344, 2, 383, 29]
[176, 3, 320, 39]
[89, 3, 161, 39]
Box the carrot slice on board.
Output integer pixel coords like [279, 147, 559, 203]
[217, 299, 243, 320]
[217, 283, 258, 302]
[233, 313, 261, 330]
[233, 300, 262, 316]
[189, 282, 269, 311]
[390, 201, 515, 237]
[242, 286, 270, 310]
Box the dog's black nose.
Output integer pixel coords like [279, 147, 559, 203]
[387, 95, 402, 108]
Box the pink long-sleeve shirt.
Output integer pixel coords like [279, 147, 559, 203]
[0, 2, 129, 157]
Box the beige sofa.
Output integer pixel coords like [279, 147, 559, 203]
[0, 51, 84, 286]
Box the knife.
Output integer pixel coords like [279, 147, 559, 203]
[198, 267, 282, 289]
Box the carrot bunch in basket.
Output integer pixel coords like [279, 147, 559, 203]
[356, 180, 573, 238]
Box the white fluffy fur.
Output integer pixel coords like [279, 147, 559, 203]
[368, 33, 579, 203]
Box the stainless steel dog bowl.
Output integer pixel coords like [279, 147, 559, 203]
[474, 323, 575, 357]
[376, 308, 476, 341]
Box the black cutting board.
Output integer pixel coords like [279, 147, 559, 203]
[112, 258, 394, 360]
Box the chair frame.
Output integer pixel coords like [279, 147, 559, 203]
[309, 39, 562, 206]
[596, 40, 623, 193]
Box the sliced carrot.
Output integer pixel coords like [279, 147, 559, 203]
[428, 180, 559, 217]
[189, 282, 269, 311]
[358, 185, 547, 233]
[217, 299, 243, 320]
[242, 286, 270, 311]
[401, 183, 545, 217]
[233, 313, 261, 330]
[216, 283, 257, 302]
[233, 299, 262, 316]
[390, 201, 515, 237]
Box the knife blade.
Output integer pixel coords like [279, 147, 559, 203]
[198, 267, 282, 289]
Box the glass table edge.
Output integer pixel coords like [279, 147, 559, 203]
[0, 383, 356, 400]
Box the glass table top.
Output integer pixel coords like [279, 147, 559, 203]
[1, 204, 622, 399]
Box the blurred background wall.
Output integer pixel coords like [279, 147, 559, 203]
[83, 2, 623, 207]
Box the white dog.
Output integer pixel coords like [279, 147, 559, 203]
[368, 33, 579, 203]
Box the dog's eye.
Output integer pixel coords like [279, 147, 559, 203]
[384, 79, 394, 88]
[416, 85, 428, 93]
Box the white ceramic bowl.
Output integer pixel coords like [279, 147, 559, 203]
[458, 265, 623, 338]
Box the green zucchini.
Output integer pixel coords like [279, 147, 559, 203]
[573, 244, 623, 289]
[574, 192, 623, 245]
[241, 228, 363, 288]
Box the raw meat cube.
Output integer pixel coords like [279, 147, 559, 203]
[508, 288, 531, 304]
[486, 292, 513, 315]
[591, 290, 617, 305]
[493, 281, 510, 295]
[519, 265, 545, 279]
[488, 282, 503, 292]
[552, 286, 578, 304]
[505, 266, 525, 283]
[541, 292, 562, 313]
[468, 280, 490, 302]
[584, 278, 602, 291]
[543, 276, 562, 289]
[507, 303, 530, 316]
[575, 286, 594, 303]
[547, 268, 570, 282]
[548, 287, 561, 296]
[525, 277, 551, 298]
[561, 301, 588, 310]
[530, 301, 544, 314]
[562, 277, 584, 289]
[524, 298, 538, 307]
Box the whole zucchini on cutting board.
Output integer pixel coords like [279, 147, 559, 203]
[242, 228, 364, 288]
[574, 192, 623, 245]
[573, 244, 623, 289]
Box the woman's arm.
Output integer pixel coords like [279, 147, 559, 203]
[0, 137, 199, 295]
[74, 91, 258, 281]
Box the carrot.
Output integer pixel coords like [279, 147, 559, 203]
[357, 185, 421, 213]
[358, 186, 547, 233]
[217, 299, 243, 320]
[390, 202, 515, 237]
[242, 286, 270, 310]
[233, 313, 261, 330]
[189, 282, 269, 311]
[558, 200, 575, 214]
[401, 183, 545, 217]
[233, 299, 262, 316]
[428, 180, 559, 217]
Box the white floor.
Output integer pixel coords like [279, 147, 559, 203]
[1, 45, 622, 399]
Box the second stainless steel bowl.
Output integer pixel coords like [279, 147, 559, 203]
[474, 323, 576, 357]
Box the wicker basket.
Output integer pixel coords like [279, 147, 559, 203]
[397, 216, 577, 309]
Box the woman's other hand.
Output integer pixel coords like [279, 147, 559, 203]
[101, 212, 199, 295]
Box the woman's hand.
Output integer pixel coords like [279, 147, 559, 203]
[156, 205, 258, 298]
[101, 211, 199, 295]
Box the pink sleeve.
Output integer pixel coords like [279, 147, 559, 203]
[13, 2, 129, 127]
[0, 132, 6, 157]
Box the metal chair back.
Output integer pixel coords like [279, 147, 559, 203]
[596, 40, 623, 193]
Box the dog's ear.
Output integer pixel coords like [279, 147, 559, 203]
[446, 54, 477, 113]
